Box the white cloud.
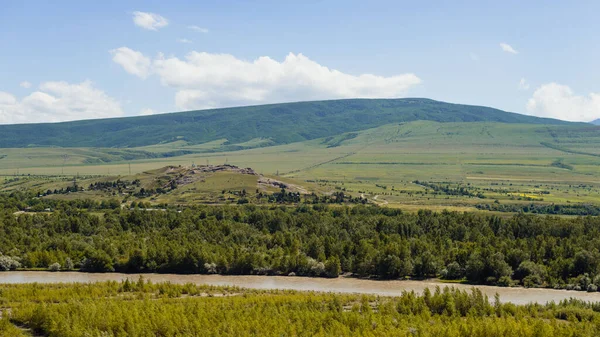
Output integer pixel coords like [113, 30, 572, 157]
[110, 47, 151, 79]
[500, 43, 519, 54]
[0, 92, 17, 105]
[518, 78, 530, 91]
[177, 38, 193, 44]
[0, 81, 123, 124]
[139, 108, 156, 116]
[132, 11, 168, 31]
[112, 49, 421, 110]
[188, 25, 208, 33]
[526, 83, 600, 122]
[20, 81, 32, 88]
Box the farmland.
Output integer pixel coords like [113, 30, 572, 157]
[1, 120, 599, 212]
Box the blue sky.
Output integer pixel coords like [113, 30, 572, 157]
[1, 0, 600, 124]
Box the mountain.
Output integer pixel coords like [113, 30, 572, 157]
[592, 119, 600, 125]
[0, 98, 571, 148]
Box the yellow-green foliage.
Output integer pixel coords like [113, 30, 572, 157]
[0, 316, 26, 337]
[1, 281, 600, 336]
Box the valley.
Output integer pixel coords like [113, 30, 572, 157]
[1, 99, 600, 336]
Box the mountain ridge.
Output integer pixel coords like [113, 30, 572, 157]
[0, 98, 573, 148]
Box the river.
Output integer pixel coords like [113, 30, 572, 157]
[2, 271, 600, 305]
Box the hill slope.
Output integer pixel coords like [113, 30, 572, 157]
[0, 98, 571, 148]
[592, 119, 600, 125]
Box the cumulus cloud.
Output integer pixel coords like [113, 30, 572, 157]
[110, 47, 151, 78]
[518, 78, 530, 91]
[112, 49, 421, 110]
[188, 25, 208, 33]
[500, 43, 518, 54]
[20, 81, 32, 88]
[0, 81, 123, 124]
[526, 83, 600, 122]
[177, 38, 193, 44]
[132, 11, 168, 31]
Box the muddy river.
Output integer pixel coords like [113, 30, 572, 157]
[2, 271, 600, 305]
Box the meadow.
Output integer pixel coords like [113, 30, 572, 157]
[1, 121, 599, 212]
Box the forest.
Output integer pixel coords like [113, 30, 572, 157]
[1, 280, 600, 336]
[2, 192, 600, 291]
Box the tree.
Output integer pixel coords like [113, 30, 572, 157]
[81, 250, 114, 272]
[413, 251, 438, 278]
[324, 257, 341, 278]
[441, 262, 464, 280]
[515, 261, 547, 287]
[64, 258, 74, 270]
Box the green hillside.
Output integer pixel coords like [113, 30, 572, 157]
[2, 120, 600, 213]
[592, 119, 600, 125]
[0, 98, 570, 148]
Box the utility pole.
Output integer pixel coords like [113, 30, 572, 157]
[61, 154, 70, 175]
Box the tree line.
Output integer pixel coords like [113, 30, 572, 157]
[3, 281, 600, 336]
[2, 194, 600, 291]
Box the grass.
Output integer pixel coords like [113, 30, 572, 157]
[1, 165, 324, 206]
[1, 120, 600, 210]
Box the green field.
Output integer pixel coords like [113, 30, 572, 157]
[2, 120, 599, 211]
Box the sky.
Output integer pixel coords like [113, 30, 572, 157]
[1, 0, 600, 124]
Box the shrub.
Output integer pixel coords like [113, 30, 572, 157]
[64, 258, 74, 270]
[204, 263, 218, 274]
[497, 276, 513, 287]
[80, 251, 115, 272]
[523, 275, 543, 288]
[0, 255, 21, 271]
[49, 262, 61, 272]
[324, 257, 341, 278]
[515, 261, 547, 284]
[441, 262, 464, 280]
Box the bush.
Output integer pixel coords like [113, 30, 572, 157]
[49, 262, 61, 272]
[324, 257, 341, 278]
[0, 255, 21, 271]
[204, 263, 218, 274]
[310, 261, 326, 276]
[587, 284, 598, 292]
[80, 251, 114, 272]
[523, 275, 543, 288]
[515, 261, 547, 284]
[578, 274, 592, 289]
[441, 262, 464, 280]
[497, 276, 513, 287]
[64, 258, 74, 270]
[593, 274, 600, 287]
